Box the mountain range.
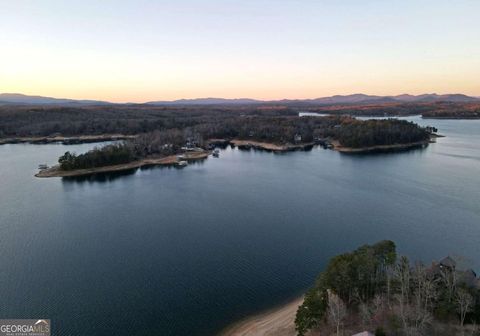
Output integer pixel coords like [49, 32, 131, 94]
[0, 93, 109, 106]
[0, 92, 478, 106]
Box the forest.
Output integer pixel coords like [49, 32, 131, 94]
[0, 104, 433, 171]
[334, 119, 430, 148]
[55, 116, 432, 170]
[421, 102, 480, 119]
[0, 104, 296, 137]
[303, 102, 480, 119]
[295, 241, 480, 336]
[0, 102, 476, 139]
[58, 129, 184, 170]
[58, 144, 134, 170]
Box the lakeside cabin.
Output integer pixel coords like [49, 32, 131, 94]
[428, 256, 480, 289]
[182, 137, 204, 152]
[439, 256, 456, 269]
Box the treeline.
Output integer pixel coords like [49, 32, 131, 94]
[0, 102, 462, 139]
[58, 128, 192, 170]
[193, 115, 343, 144]
[59, 144, 134, 170]
[295, 241, 396, 335]
[0, 105, 296, 138]
[304, 102, 480, 118]
[422, 102, 480, 119]
[55, 116, 344, 170]
[55, 116, 431, 170]
[295, 241, 480, 336]
[423, 111, 480, 119]
[333, 119, 430, 148]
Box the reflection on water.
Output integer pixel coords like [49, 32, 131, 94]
[62, 168, 138, 183]
[60, 156, 211, 183]
[341, 143, 430, 155]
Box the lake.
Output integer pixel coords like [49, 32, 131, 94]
[0, 116, 479, 335]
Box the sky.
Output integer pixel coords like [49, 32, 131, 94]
[0, 0, 479, 103]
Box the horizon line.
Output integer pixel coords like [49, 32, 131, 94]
[1, 91, 479, 105]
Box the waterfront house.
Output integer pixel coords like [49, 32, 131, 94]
[439, 256, 456, 270]
[427, 256, 480, 290]
[427, 256, 456, 277]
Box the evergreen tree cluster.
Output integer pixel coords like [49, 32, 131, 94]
[334, 119, 430, 148]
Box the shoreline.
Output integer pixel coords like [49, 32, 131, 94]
[230, 138, 436, 154]
[219, 296, 303, 336]
[332, 139, 432, 153]
[231, 139, 315, 152]
[422, 116, 480, 120]
[0, 134, 136, 145]
[35, 151, 210, 178]
[34, 135, 440, 177]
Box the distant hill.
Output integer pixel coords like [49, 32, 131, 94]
[146, 97, 261, 105]
[309, 94, 398, 105]
[0, 93, 110, 105]
[147, 93, 479, 106]
[392, 93, 477, 103]
[1, 92, 478, 106]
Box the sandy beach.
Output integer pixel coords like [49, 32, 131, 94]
[220, 297, 303, 336]
[231, 140, 314, 152]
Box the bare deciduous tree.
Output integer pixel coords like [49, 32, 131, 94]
[327, 290, 347, 336]
[392, 258, 436, 335]
[395, 256, 411, 332]
[412, 262, 438, 313]
[440, 264, 457, 303]
[456, 288, 474, 327]
[386, 264, 395, 309]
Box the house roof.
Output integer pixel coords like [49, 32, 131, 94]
[440, 256, 456, 268]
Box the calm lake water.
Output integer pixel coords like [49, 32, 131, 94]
[0, 116, 479, 335]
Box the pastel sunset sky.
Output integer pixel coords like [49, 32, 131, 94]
[1, 0, 479, 102]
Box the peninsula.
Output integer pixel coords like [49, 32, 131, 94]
[35, 151, 210, 178]
[33, 115, 436, 178]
